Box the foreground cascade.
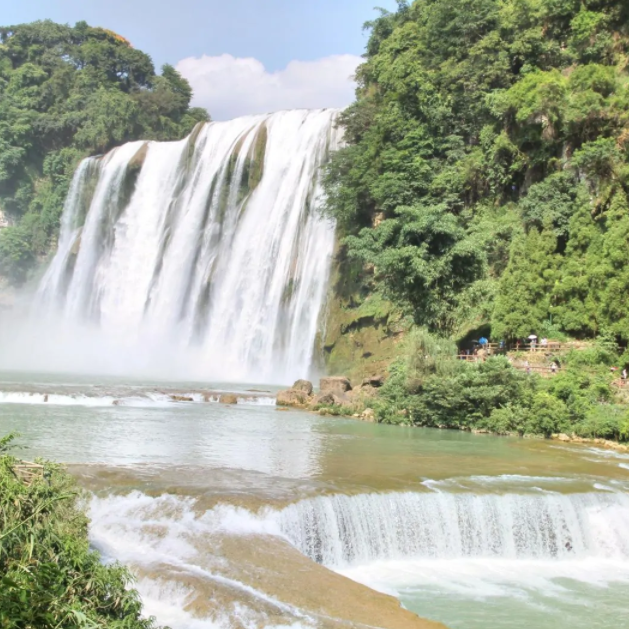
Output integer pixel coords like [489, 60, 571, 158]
[37, 110, 340, 382]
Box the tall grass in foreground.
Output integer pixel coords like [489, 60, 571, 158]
[0, 434, 156, 629]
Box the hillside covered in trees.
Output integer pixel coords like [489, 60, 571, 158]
[325, 0, 629, 344]
[0, 20, 209, 283]
[318, 0, 629, 441]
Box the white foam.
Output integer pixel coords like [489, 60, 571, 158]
[137, 578, 315, 629]
[88, 489, 629, 628]
[275, 491, 629, 567]
[237, 396, 276, 407]
[0, 390, 275, 408]
[0, 391, 119, 407]
[339, 555, 629, 601]
[421, 475, 580, 493]
[89, 493, 316, 629]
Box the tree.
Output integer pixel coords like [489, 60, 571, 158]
[346, 203, 485, 331]
[324, 0, 629, 342]
[492, 227, 559, 339]
[0, 20, 210, 284]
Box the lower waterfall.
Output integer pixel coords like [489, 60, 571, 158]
[274, 491, 629, 566]
[35, 109, 340, 383]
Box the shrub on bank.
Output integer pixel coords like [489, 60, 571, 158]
[574, 405, 629, 442]
[0, 434, 155, 629]
[376, 356, 536, 430]
[372, 328, 627, 441]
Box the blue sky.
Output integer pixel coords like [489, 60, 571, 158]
[5, 0, 398, 119]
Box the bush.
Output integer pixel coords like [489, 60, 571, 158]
[482, 404, 531, 436]
[526, 392, 570, 438]
[575, 405, 629, 441]
[0, 434, 156, 629]
[543, 365, 613, 424]
[378, 354, 535, 430]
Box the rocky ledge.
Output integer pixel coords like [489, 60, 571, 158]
[276, 375, 385, 421]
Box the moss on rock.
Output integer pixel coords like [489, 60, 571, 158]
[321, 249, 410, 381]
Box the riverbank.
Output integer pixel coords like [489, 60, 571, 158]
[3, 394, 628, 629]
[280, 335, 629, 447]
[0, 434, 155, 628]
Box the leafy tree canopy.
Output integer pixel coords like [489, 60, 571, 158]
[0, 20, 209, 283]
[325, 0, 629, 341]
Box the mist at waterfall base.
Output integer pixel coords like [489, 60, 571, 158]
[0, 110, 340, 384]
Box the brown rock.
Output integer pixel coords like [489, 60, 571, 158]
[171, 395, 194, 402]
[362, 374, 385, 388]
[128, 142, 149, 172]
[334, 396, 355, 410]
[219, 394, 238, 405]
[292, 379, 314, 396]
[312, 393, 335, 407]
[276, 389, 309, 407]
[356, 385, 378, 399]
[320, 376, 352, 396]
[361, 408, 376, 422]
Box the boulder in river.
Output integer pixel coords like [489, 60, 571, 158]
[319, 376, 352, 396]
[276, 389, 310, 407]
[219, 394, 238, 405]
[361, 408, 376, 422]
[292, 379, 314, 396]
[312, 392, 335, 407]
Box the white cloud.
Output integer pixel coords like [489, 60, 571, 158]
[176, 54, 362, 121]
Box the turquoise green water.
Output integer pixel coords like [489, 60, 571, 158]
[1, 372, 628, 629]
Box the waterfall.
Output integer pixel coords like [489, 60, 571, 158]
[36, 110, 340, 383]
[275, 491, 629, 567]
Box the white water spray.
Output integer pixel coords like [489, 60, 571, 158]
[275, 491, 629, 566]
[33, 110, 340, 383]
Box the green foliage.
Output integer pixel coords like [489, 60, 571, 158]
[345, 204, 485, 330]
[0, 434, 157, 628]
[0, 20, 209, 283]
[324, 0, 629, 341]
[373, 326, 629, 440]
[377, 341, 537, 430]
[575, 404, 629, 441]
[405, 327, 458, 382]
[492, 227, 560, 339]
[526, 392, 570, 438]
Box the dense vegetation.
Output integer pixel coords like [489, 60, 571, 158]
[0, 20, 209, 283]
[372, 330, 629, 441]
[325, 0, 629, 342]
[0, 434, 155, 628]
[322, 0, 629, 440]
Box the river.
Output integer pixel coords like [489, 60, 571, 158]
[0, 371, 628, 629]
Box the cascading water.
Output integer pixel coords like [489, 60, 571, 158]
[36, 109, 340, 383]
[274, 491, 629, 567]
